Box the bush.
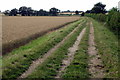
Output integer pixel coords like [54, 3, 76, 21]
[85, 9, 120, 37]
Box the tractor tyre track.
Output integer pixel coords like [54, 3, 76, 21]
[88, 22, 104, 78]
[17, 20, 85, 79]
[55, 27, 86, 78]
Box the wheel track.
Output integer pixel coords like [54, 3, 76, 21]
[88, 22, 104, 78]
[55, 27, 86, 78]
[17, 20, 85, 79]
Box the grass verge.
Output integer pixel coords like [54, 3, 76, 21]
[26, 20, 87, 79]
[91, 18, 118, 78]
[2, 19, 83, 79]
[61, 21, 90, 79]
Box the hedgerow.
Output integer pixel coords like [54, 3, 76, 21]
[85, 9, 120, 38]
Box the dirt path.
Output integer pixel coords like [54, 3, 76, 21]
[55, 27, 86, 78]
[88, 22, 104, 78]
[17, 21, 85, 79]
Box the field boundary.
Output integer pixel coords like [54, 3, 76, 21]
[2, 19, 80, 55]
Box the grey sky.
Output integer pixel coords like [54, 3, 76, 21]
[0, 0, 119, 12]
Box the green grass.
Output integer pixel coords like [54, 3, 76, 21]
[91, 18, 118, 78]
[62, 21, 90, 79]
[26, 20, 87, 79]
[2, 19, 84, 79]
[0, 56, 2, 79]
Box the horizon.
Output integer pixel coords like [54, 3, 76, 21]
[0, 0, 119, 12]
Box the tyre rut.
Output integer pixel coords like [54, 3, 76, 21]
[55, 27, 86, 78]
[88, 22, 104, 78]
[17, 20, 85, 79]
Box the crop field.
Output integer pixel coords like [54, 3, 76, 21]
[2, 17, 118, 79]
[2, 16, 80, 54]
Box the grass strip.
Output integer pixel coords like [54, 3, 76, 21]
[92, 18, 118, 78]
[61, 21, 90, 79]
[26, 20, 87, 79]
[2, 19, 83, 79]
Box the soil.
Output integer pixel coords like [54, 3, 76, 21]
[88, 22, 104, 78]
[55, 27, 86, 78]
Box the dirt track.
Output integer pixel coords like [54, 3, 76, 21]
[88, 22, 104, 78]
[55, 27, 86, 78]
[18, 21, 105, 79]
[18, 19, 81, 79]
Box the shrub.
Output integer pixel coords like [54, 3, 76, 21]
[85, 8, 120, 37]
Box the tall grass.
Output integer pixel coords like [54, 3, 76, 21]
[92, 18, 118, 78]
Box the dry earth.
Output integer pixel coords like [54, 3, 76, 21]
[88, 22, 104, 78]
[2, 16, 80, 44]
[55, 26, 86, 78]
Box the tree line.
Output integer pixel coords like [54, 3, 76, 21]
[3, 6, 60, 16]
[85, 2, 107, 14]
[85, 2, 120, 38]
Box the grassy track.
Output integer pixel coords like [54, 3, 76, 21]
[91, 18, 118, 78]
[26, 20, 87, 79]
[62, 21, 90, 79]
[2, 19, 83, 79]
[2, 17, 118, 79]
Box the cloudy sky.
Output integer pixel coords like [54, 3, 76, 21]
[0, 0, 119, 12]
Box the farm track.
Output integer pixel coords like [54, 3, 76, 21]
[18, 20, 85, 79]
[88, 22, 104, 78]
[55, 27, 86, 78]
[2, 17, 118, 79]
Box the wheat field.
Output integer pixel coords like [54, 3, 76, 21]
[3, 16, 80, 45]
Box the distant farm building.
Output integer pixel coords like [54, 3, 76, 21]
[59, 11, 84, 15]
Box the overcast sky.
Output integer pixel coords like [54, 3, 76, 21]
[0, 0, 119, 12]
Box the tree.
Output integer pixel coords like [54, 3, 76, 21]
[81, 12, 85, 16]
[75, 10, 79, 15]
[27, 7, 33, 16]
[19, 6, 28, 16]
[10, 8, 18, 16]
[91, 2, 106, 14]
[4, 10, 10, 16]
[86, 10, 91, 13]
[49, 7, 59, 16]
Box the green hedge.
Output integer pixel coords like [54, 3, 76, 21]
[86, 13, 106, 22]
[85, 11, 120, 37]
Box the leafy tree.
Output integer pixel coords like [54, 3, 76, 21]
[37, 9, 48, 16]
[81, 12, 85, 16]
[91, 2, 106, 14]
[49, 7, 59, 16]
[27, 7, 33, 16]
[10, 8, 18, 16]
[75, 10, 79, 15]
[19, 6, 28, 16]
[85, 10, 91, 13]
[4, 10, 10, 16]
